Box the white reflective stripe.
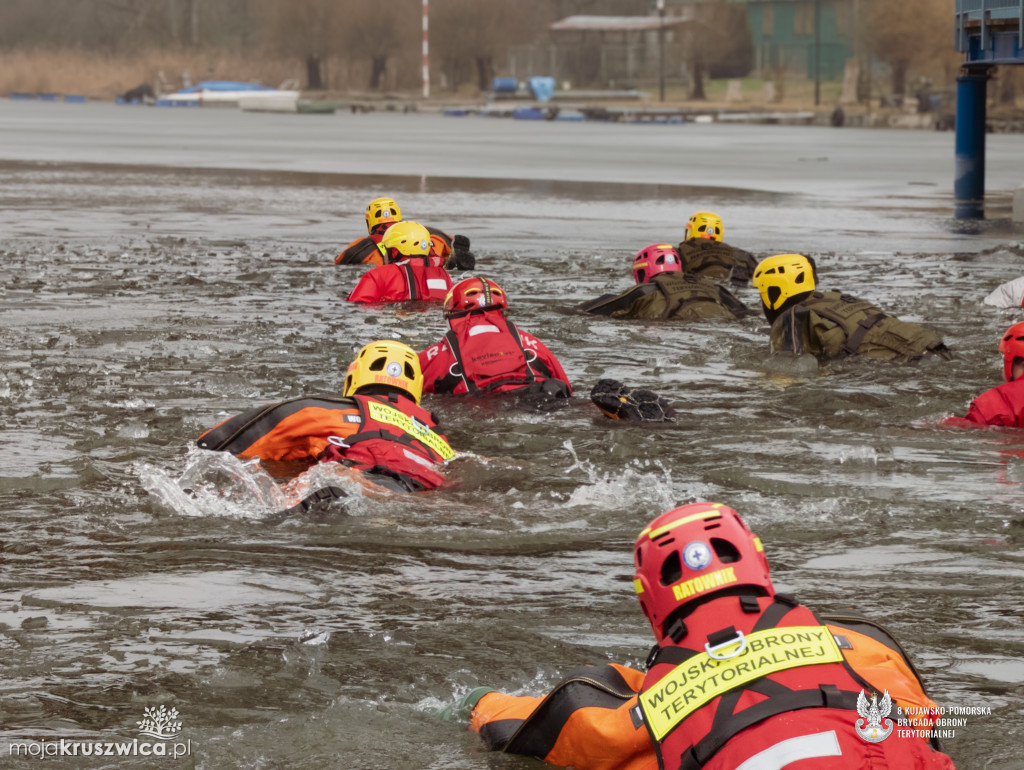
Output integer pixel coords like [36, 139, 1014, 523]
[426, 279, 448, 291]
[734, 730, 841, 770]
[467, 324, 500, 336]
[403, 448, 435, 468]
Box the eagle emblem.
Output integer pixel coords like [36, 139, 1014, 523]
[855, 688, 894, 743]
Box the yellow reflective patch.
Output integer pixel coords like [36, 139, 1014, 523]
[646, 504, 724, 541]
[634, 578, 644, 595]
[671, 566, 737, 601]
[640, 625, 843, 741]
[366, 401, 455, 460]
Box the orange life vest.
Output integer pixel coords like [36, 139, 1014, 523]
[197, 393, 452, 490]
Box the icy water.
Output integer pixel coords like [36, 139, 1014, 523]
[1, 103, 1024, 769]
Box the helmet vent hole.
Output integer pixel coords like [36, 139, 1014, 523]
[795, 272, 805, 285]
[404, 363, 416, 379]
[660, 552, 682, 586]
[711, 538, 740, 563]
[636, 548, 643, 568]
[369, 357, 386, 371]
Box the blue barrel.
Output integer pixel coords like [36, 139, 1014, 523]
[491, 77, 519, 94]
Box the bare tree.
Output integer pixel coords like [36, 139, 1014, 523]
[431, 0, 548, 91]
[255, 0, 344, 88]
[863, 0, 955, 99]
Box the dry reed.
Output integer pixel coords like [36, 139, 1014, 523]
[0, 48, 306, 99]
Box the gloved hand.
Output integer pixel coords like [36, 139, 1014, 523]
[435, 686, 494, 723]
[447, 234, 476, 271]
[278, 486, 348, 518]
[590, 379, 676, 422]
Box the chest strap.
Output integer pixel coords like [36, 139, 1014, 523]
[840, 312, 887, 357]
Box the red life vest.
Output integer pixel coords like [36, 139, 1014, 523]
[431, 310, 556, 394]
[319, 394, 454, 490]
[637, 594, 947, 770]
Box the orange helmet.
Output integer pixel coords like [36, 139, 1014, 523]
[999, 322, 1024, 381]
[634, 503, 772, 645]
[443, 277, 508, 319]
[684, 212, 724, 242]
[365, 197, 402, 234]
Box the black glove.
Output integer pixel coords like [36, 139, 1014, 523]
[447, 234, 476, 271]
[277, 486, 348, 519]
[590, 379, 676, 422]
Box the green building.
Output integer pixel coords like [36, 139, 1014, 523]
[666, 0, 854, 79]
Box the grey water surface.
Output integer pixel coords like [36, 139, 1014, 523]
[0, 101, 1023, 769]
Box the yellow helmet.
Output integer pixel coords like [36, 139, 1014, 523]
[365, 197, 402, 234]
[684, 211, 724, 242]
[377, 221, 431, 261]
[344, 340, 423, 404]
[752, 254, 816, 311]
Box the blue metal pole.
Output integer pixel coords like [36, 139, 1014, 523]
[954, 68, 990, 219]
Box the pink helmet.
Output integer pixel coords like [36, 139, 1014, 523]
[634, 503, 773, 645]
[999, 322, 1024, 381]
[633, 244, 682, 284]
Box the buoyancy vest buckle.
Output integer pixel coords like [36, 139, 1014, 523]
[328, 435, 350, 448]
[704, 627, 747, 660]
[666, 618, 687, 644]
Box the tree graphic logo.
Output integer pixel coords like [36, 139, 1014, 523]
[137, 705, 183, 740]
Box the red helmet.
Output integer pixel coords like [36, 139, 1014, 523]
[443, 277, 508, 319]
[634, 503, 773, 645]
[633, 244, 682, 284]
[999, 322, 1024, 381]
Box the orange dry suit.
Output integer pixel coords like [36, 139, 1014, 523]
[336, 226, 453, 266]
[469, 595, 953, 770]
[196, 392, 454, 491]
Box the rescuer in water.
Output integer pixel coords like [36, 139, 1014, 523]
[196, 340, 454, 514]
[945, 321, 1024, 429]
[335, 196, 474, 270]
[578, 244, 752, 321]
[346, 221, 455, 304]
[446, 502, 956, 770]
[419, 276, 572, 398]
[752, 253, 953, 363]
[677, 211, 758, 286]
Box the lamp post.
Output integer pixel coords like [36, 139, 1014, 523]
[422, 0, 430, 99]
[814, 0, 821, 106]
[657, 0, 666, 102]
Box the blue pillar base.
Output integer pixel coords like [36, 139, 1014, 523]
[954, 67, 992, 220]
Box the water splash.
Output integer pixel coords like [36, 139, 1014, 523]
[136, 446, 373, 520]
[136, 446, 285, 520]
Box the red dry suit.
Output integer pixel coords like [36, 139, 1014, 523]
[470, 595, 954, 770]
[346, 256, 453, 303]
[196, 392, 454, 491]
[947, 379, 1024, 429]
[418, 309, 571, 396]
